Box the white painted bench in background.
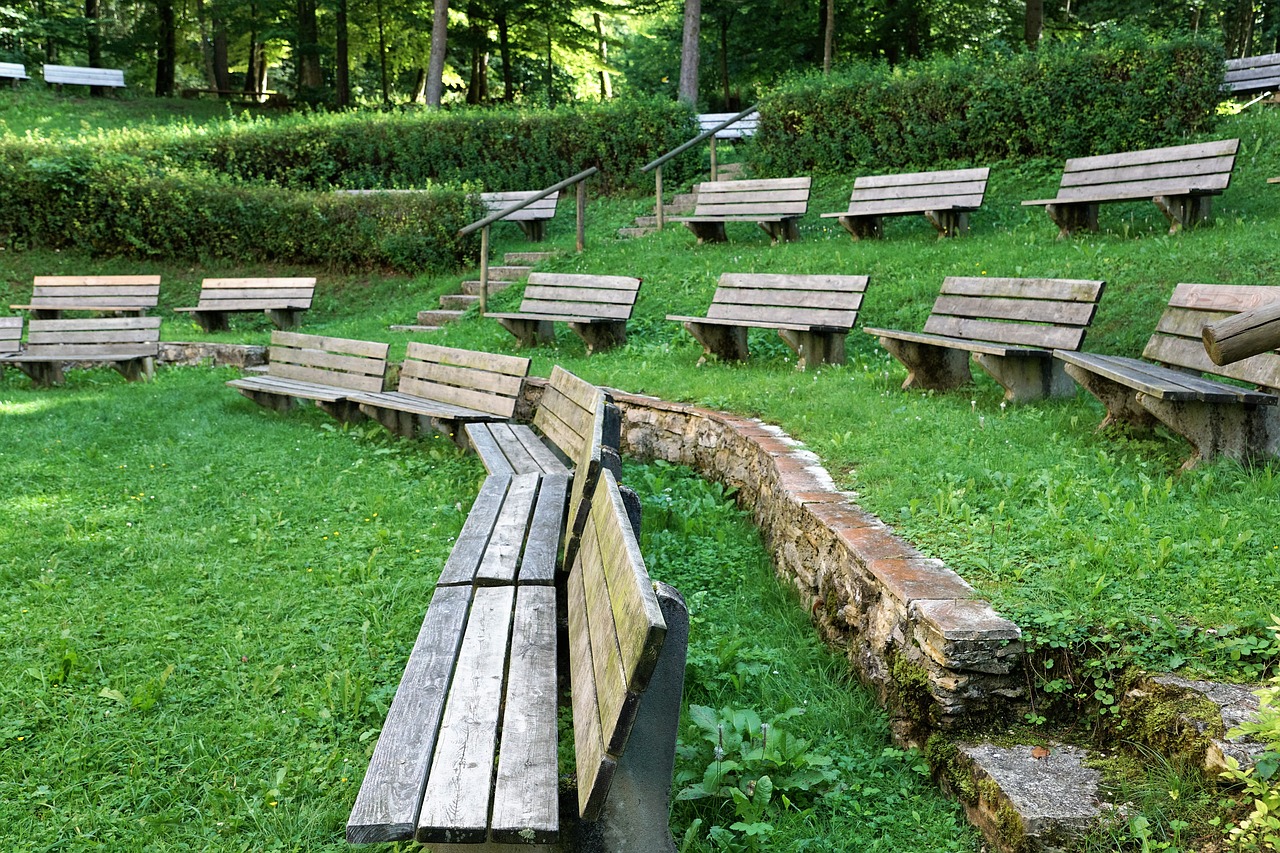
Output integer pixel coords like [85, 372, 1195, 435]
[43, 64, 126, 89]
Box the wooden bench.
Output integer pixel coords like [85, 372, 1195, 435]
[1224, 53, 1280, 96]
[43, 64, 126, 89]
[1055, 283, 1280, 468]
[226, 331, 389, 423]
[865, 276, 1107, 403]
[487, 272, 643, 354]
[696, 111, 759, 139]
[670, 177, 812, 244]
[179, 87, 288, 107]
[820, 167, 990, 239]
[1022, 139, 1240, 237]
[349, 396, 687, 849]
[666, 273, 869, 369]
[11, 275, 161, 319]
[0, 62, 29, 83]
[174, 277, 316, 331]
[480, 190, 560, 242]
[0, 318, 22, 373]
[344, 343, 530, 442]
[0, 316, 160, 387]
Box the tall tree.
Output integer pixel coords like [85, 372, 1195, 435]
[155, 0, 176, 95]
[678, 0, 699, 105]
[822, 0, 834, 73]
[296, 0, 323, 96]
[1025, 0, 1043, 47]
[426, 0, 449, 106]
[336, 0, 350, 105]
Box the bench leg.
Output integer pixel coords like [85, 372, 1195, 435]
[496, 317, 556, 347]
[264, 308, 304, 330]
[518, 221, 546, 242]
[113, 356, 155, 383]
[836, 214, 882, 240]
[1137, 394, 1280, 470]
[683, 221, 727, 244]
[191, 311, 230, 333]
[683, 322, 748, 365]
[1061, 363, 1158, 432]
[16, 361, 63, 388]
[777, 329, 846, 370]
[568, 322, 626, 355]
[1045, 202, 1098, 238]
[878, 337, 972, 392]
[972, 354, 1072, 403]
[359, 403, 416, 437]
[758, 219, 800, 244]
[236, 388, 296, 414]
[924, 209, 969, 238]
[1153, 195, 1212, 234]
[576, 582, 688, 853]
[316, 399, 367, 424]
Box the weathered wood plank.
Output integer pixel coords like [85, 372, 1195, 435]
[694, 177, 810, 193]
[932, 295, 1098, 326]
[490, 585, 560, 842]
[483, 422, 541, 474]
[941, 277, 1106, 301]
[922, 315, 1086, 349]
[509, 423, 571, 474]
[567, 554, 616, 821]
[463, 423, 517, 476]
[436, 476, 511, 586]
[519, 474, 568, 585]
[417, 586, 516, 844]
[1061, 139, 1239, 173]
[513, 299, 634, 320]
[346, 585, 471, 844]
[474, 474, 540, 586]
[719, 273, 868, 292]
[408, 341, 531, 376]
[526, 272, 642, 290]
[271, 331, 389, 359]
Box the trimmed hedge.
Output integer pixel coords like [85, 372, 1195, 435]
[140, 98, 701, 195]
[0, 152, 483, 273]
[752, 32, 1226, 176]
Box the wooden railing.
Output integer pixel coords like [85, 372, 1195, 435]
[457, 167, 598, 312]
[639, 104, 758, 232]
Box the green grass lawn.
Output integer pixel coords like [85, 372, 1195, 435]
[4, 93, 1280, 851]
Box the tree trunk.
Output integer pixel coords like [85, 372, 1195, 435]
[155, 0, 176, 97]
[426, 0, 449, 107]
[823, 0, 835, 73]
[412, 68, 427, 103]
[678, 0, 700, 106]
[718, 16, 729, 109]
[545, 19, 554, 107]
[376, 0, 389, 102]
[336, 0, 349, 107]
[1026, 0, 1043, 49]
[497, 11, 514, 101]
[296, 0, 323, 96]
[466, 2, 486, 104]
[86, 0, 102, 96]
[594, 12, 612, 100]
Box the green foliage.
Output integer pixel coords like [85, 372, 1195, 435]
[1221, 617, 1280, 851]
[0, 151, 483, 273]
[752, 30, 1225, 176]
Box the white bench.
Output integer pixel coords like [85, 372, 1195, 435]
[0, 62, 29, 82]
[696, 111, 759, 139]
[43, 64, 126, 89]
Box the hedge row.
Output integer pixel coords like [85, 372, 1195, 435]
[751, 31, 1226, 176]
[0, 153, 483, 273]
[138, 98, 701, 195]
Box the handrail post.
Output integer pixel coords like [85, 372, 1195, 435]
[576, 179, 587, 252]
[479, 226, 490, 315]
[710, 137, 718, 182]
[655, 165, 664, 231]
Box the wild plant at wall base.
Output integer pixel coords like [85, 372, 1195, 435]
[1221, 617, 1280, 851]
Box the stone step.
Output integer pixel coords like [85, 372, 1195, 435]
[503, 251, 556, 264]
[617, 227, 655, 239]
[460, 279, 518, 296]
[416, 309, 466, 326]
[389, 324, 441, 333]
[486, 265, 531, 281]
[439, 293, 479, 310]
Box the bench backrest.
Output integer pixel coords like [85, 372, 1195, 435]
[195, 277, 316, 311]
[703, 273, 869, 330]
[43, 64, 125, 87]
[690, 177, 812, 219]
[24, 316, 160, 357]
[397, 342, 530, 418]
[1224, 53, 1280, 94]
[1144, 283, 1280, 390]
[697, 111, 759, 139]
[567, 468, 667, 821]
[1052, 139, 1239, 203]
[517, 272, 642, 321]
[25, 275, 161, 312]
[0, 317, 22, 353]
[847, 167, 989, 216]
[480, 190, 560, 222]
[265, 331, 389, 392]
[0, 62, 28, 80]
[922, 276, 1107, 351]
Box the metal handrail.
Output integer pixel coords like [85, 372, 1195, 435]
[457, 167, 598, 236]
[456, 166, 599, 314]
[640, 104, 758, 173]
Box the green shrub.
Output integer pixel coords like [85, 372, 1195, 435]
[0, 152, 483, 273]
[752, 30, 1225, 176]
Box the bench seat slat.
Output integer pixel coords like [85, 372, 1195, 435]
[490, 585, 560, 842]
[266, 360, 385, 393]
[436, 475, 513, 586]
[226, 375, 352, 403]
[474, 474, 541, 586]
[348, 390, 493, 420]
[417, 585, 516, 844]
[1056, 350, 1273, 403]
[508, 423, 573, 475]
[463, 423, 518, 476]
[518, 474, 569, 586]
[346, 584, 471, 844]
